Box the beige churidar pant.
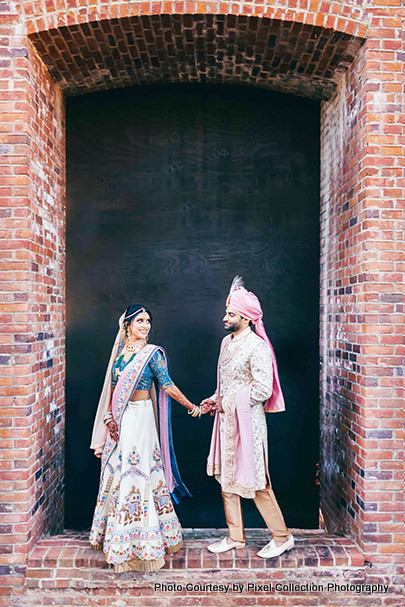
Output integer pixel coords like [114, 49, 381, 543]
[221, 486, 290, 544]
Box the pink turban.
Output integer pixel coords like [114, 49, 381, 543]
[227, 284, 285, 413]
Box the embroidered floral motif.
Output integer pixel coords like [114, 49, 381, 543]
[104, 517, 182, 564]
[109, 484, 120, 518]
[153, 479, 174, 516]
[122, 446, 150, 482]
[128, 448, 140, 467]
[152, 445, 160, 462]
[151, 444, 163, 473]
[118, 485, 142, 525]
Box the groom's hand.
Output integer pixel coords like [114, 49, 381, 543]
[200, 398, 216, 415]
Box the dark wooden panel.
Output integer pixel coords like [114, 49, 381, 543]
[66, 83, 320, 530]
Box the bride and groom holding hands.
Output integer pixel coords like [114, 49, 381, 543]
[89, 277, 294, 572]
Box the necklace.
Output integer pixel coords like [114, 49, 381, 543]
[125, 338, 147, 353]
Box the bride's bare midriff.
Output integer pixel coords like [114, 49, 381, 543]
[130, 389, 151, 401]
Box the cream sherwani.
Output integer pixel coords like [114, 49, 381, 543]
[206, 326, 289, 544]
[208, 327, 273, 496]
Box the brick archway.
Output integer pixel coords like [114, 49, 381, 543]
[1, 0, 404, 600]
[24, 0, 369, 38]
[28, 13, 364, 99]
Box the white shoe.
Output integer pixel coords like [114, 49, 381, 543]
[257, 535, 294, 558]
[207, 537, 246, 553]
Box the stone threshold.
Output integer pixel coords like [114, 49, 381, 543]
[26, 528, 365, 588]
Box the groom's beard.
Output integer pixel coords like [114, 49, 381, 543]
[224, 319, 243, 332]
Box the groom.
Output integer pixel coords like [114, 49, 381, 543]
[201, 278, 294, 558]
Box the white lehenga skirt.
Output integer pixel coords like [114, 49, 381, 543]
[89, 399, 183, 572]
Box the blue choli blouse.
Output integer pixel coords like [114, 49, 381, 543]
[111, 345, 173, 390]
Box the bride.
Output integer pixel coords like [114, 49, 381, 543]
[89, 304, 203, 572]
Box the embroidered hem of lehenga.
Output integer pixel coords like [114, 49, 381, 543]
[113, 540, 183, 573]
[115, 555, 165, 573]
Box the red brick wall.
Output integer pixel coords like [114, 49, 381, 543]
[320, 5, 404, 568]
[0, 0, 403, 601]
[23, 0, 369, 37]
[0, 2, 66, 593]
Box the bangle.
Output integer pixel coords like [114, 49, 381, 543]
[103, 412, 114, 425]
[187, 405, 201, 418]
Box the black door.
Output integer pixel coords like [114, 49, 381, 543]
[66, 83, 320, 530]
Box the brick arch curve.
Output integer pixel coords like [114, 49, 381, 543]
[29, 12, 365, 100]
[24, 0, 370, 38]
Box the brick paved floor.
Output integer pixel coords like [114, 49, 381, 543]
[18, 530, 405, 606]
[27, 528, 364, 584]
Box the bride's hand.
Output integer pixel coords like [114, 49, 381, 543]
[107, 420, 119, 442]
